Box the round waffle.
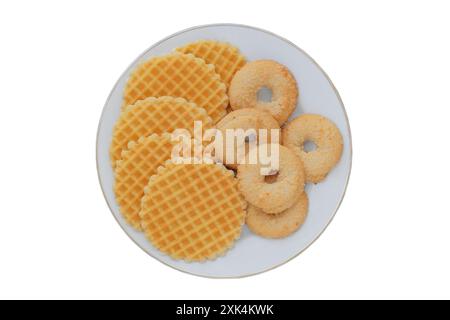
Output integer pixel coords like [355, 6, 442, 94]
[139, 161, 247, 261]
[176, 40, 246, 87]
[110, 96, 213, 166]
[114, 134, 174, 230]
[123, 52, 228, 123]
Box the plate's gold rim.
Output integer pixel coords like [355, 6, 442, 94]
[96, 23, 353, 279]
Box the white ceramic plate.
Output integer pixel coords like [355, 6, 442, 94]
[96, 24, 352, 278]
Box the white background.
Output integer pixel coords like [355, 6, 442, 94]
[0, 1, 449, 300]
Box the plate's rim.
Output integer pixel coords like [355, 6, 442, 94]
[96, 23, 353, 279]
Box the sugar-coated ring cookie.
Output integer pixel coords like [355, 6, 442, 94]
[229, 60, 298, 125]
[215, 108, 280, 169]
[282, 114, 343, 183]
[237, 144, 305, 214]
[246, 192, 308, 238]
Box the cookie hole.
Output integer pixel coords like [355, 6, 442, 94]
[257, 86, 272, 102]
[305, 183, 313, 193]
[264, 172, 279, 184]
[303, 140, 317, 153]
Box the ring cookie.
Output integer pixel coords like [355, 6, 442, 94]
[247, 192, 308, 238]
[282, 114, 343, 183]
[237, 144, 305, 214]
[123, 52, 228, 123]
[229, 60, 298, 125]
[139, 161, 247, 261]
[215, 108, 279, 169]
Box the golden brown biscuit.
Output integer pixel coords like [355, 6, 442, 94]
[215, 108, 280, 169]
[176, 40, 246, 87]
[123, 52, 228, 123]
[282, 114, 343, 183]
[110, 96, 213, 167]
[229, 60, 298, 125]
[114, 133, 174, 230]
[237, 144, 305, 214]
[139, 161, 247, 261]
[247, 192, 308, 238]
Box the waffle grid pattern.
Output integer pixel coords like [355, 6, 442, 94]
[114, 134, 174, 230]
[123, 53, 228, 123]
[176, 40, 247, 87]
[140, 161, 247, 261]
[110, 96, 213, 166]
